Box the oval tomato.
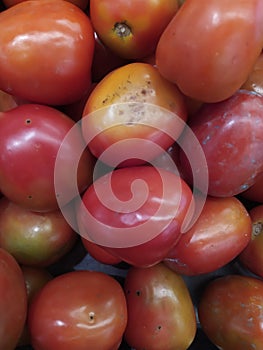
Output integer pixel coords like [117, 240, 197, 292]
[156, 0, 263, 102]
[28, 270, 128, 350]
[76, 165, 194, 267]
[164, 196, 252, 276]
[124, 263, 196, 350]
[0, 104, 94, 212]
[90, 0, 180, 59]
[0, 0, 94, 105]
[198, 274, 263, 349]
[0, 248, 27, 350]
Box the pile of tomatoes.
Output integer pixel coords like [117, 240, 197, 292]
[0, 0, 263, 349]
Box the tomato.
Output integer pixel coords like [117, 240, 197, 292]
[28, 270, 128, 350]
[164, 196, 252, 276]
[0, 0, 94, 105]
[76, 165, 194, 267]
[0, 248, 27, 350]
[179, 90, 263, 197]
[0, 104, 94, 212]
[90, 0, 180, 59]
[124, 262, 196, 350]
[0, 197, 77, 266]
[242, 52, 263, 96]
[82, 62, 187, 167]
[239, 204, 263, 278]
[198, 274, 263, 349]
[156, 0, 263, 103]
[241, 172, 263, 203]
[2, 0, 90, 10]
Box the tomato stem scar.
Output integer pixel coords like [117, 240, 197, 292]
[113, 22, 132, 38]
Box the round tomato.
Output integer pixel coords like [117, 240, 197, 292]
[82, 62, 187, 167]
[90, 0, 180, 59]
[28, 270, 128, 350]
[156, 0, 263, 103]
[164, 196, 252, 276]
[124, 262, 196, 350]
[0, 0, 94, 105]
[179, 90, 263, 197]
[76, 165, 194, 267]
[0, 248, 27, 350]
[0, 104, 94, 212]
[198, 274, 263, 349]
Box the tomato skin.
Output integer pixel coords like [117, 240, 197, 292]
[164, 196, 252, 276]
[156, 0, 263, 103]
[0, 248, 27, 350]
[124, 263, 196, 350]
[76, 166, 193, 267]
[0, 104, 94, 212]
[179, 90, 263, 197]
[90, 0, 180, 59]
[2, 0, 90, 10]
[241, 172, 263, 203]
[198, 274, 263, 350]
[28, 270, 128, 350]
[0, 0, 94, 105]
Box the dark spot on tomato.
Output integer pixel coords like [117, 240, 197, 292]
[25, 119, 32, 125]
[136, 290, 141, 296]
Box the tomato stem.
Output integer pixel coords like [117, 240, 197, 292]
[113, 22, 132, 38]
[253, 221, 263, 236]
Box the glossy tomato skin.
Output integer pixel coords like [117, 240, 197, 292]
[124, 263, 196, 350]
[28, 270, 128, 350]
[198, 274, 263, 349]
[0, 248, 27, 350]
[164, 196, 252, 276]
[0, 104, 94, 212]
[90, 0, 180, 59]
[239, 204, 263, 278]
[82, 62, 187, 167]
[156, 0, 263, 103]
[76, 166, 193, 267]
[0, 197, 77, 267]
[0, 0, 94, 105]
[179, 90, 263, 197]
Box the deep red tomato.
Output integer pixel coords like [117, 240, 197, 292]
[0, 0, 94, 105]
[0, 197, 77, 267]
[164, 196, 252, 276]
[28, 270, 128, 350]
[124, 263, 196, 350]
[241, 172, 263, 203]
[198, 274, 263, 349]
[0, 248, 27, 350]
[76, 165, 194, 267]
[239, 204, 263, 278]
[90, 0, 180, 59]
[156, 0, 263, 103]
[179, 90, 263, 197]
[0, 104, 94, 212]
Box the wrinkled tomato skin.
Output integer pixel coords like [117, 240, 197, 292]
[164, 196, 252, 276]
[0, 0, 94, 105]
[124, 263, 196, 350]
[76, 166, 193, 267]
[239, 204, 263, 278]
[179, 90, 263, 197]
[0, 248, 28, 350]
[156, 0, 263, 103]
[198, 274, 263, 350]
[28, 270, 128, 350]
[0, 104, 94, 212]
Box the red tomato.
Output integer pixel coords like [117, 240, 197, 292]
[124, 263, 196, 350]
[164, 196, 252, 276]
[82, 62, 187, 167]
[90, 0, 180, 59]
[2, 0, 90, 9]
[156, 0, 263, 103]
[0, 104, 94, 212]
[241, 172, 263, 203]
[28, 270, 128, 350]
[0, 0, 94, 105]
[198, 274, 263, 349]
[0, 197, 77, 267]
[0, 248, 27, 350]
[179, 90, 263, 197]
[76, 165, 194, 267]
[239, 204, 263, 278]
